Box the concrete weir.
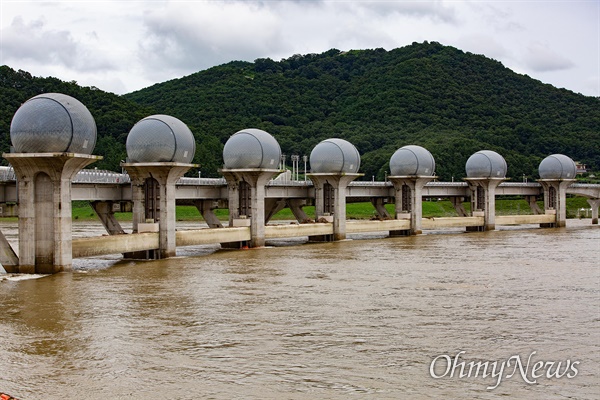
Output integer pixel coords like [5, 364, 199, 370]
[0, 94, 597, 273]
[2, 173, 597, 272]
[67, 213, 557, 261]
[1, 162, 597, 272]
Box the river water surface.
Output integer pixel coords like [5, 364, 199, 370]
[0, 220, 598, 399]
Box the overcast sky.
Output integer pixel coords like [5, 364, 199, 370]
[1, 0, 598, 97]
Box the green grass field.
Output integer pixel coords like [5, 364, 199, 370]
[67, 196, 594, 222]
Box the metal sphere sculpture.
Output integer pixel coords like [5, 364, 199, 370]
[10, 93, 97, 154]
[222, 128, 281, 169]
[126, 115, 196, 163]
[309, 138, 360, 174]
[465, 150, 507, 178]
[389, 145, 435, 176]
[538, 154, 577, 179]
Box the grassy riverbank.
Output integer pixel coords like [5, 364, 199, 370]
[67, 197, 594, 222]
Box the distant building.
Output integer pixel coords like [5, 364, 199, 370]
[575, 161, 587, 174]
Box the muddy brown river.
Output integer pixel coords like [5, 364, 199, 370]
[0, 220, 598, 399]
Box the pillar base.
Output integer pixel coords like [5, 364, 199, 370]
[390, 229, 411, 237]
[388, 175, 436, 235]
[220, 168, 281, 248]
[308, 234, 334, 242]
[3, 152, 102, 274]
[221, 241, 250, 249]
[466, 226, 485, 232]
[586, 198, 599, 225]
[308, 173, 362, 242]
[465, 177, 505, 232]
[538, 179, 575, 228]
[122, 162, 197, 259]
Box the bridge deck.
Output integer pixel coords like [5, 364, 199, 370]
[1, 172, 597, 204]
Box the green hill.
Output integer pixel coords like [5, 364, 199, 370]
[123, 42, 599, 180]
[2, 41, 599, 181]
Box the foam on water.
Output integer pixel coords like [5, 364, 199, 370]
[0, 273, 48, 281]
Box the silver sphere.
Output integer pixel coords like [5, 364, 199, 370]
[223, 128, 281, 169]
[465, 150, 507, 178]
[310, 138, 360, 173]
[126, 115, 196, 163]
[10, 93, 96, 154]
[389, 145, 435, 176]
[538, 154, 576, 179]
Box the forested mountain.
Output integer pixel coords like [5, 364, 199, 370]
[2, 42, 599, 181]
[123, 42, 599, 180]
[0, 66, 155, 171]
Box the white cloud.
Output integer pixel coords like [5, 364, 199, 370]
[354, 0, 457, 23]
[2, 15, 116, 72]
[456, 34, 508, 60]
[0, 0, 597, 96]
[137, 1, 286, 80]
[523, 42, 575, 72]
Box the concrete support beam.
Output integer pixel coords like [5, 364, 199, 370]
[3, 153, 101, 273]
[265, 198, 287, 223]
[73, 232, 159, 258]
[288, 199, 311, 223]
[122, 162, 196, 258]
[496, 214, 556, 225]
[220, 168, 281, 248]
[586, 198, 599, 225]
[129, 175, 147, 234]
[465, 177, 505, 231]
[0, 203, 18, 217]
[421, 216, 484, 229]
[193, 200, 224, 228]
[538, 179, 575, 228]
[91, 201, 125, 235]
[176, 227, 251, 246]
[346, 219, 410, 233]
[450, 197, 468, 217]
[265, 223, 333, 239]
[308, 173, 362, 241]
[0, 229, 18, 272]
[370, 197, 392, 219]
[525, 195, 543, 215]
[388, 176, 436, 235]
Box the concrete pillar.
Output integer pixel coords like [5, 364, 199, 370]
[220, 168, 280, 247]
[122, 162, 195, 258]
[388, 176, 436, 235]
[308, 173, 362, 240]
[464, 177, 504, 231]
[587, 198, 599, 225]
[538, 179, 575, 228]
[4, 153, 101, 273]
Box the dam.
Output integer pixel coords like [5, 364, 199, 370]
[0, 93, 598, 274]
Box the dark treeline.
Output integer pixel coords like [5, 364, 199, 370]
[2, 42, 599, 180]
